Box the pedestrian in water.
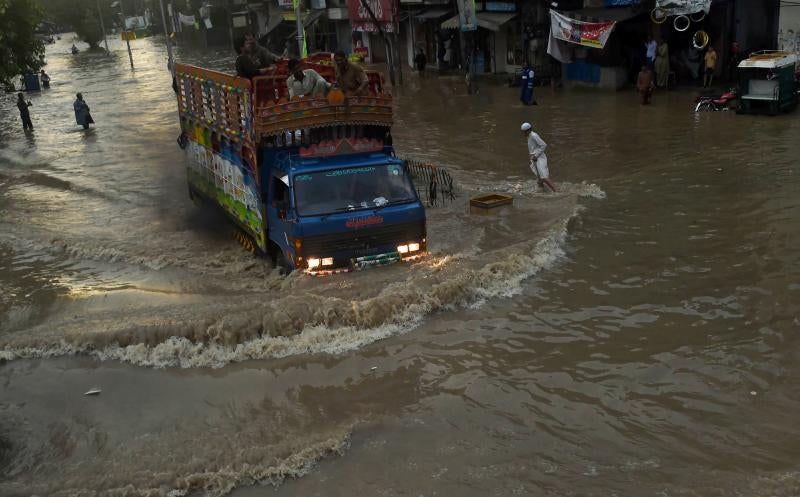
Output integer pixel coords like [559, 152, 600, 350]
[73, 93, 94, 129]
[655, 40, 669, 88]
[645, 36, 657, 71]
[17, 93, 33, 131]
[521, 122, 556, 193]
[637, 65, 655, 105]
[520, 63, 537, 105]
[703, 46, 718, 88]
[414, 48, 427, 77]
[40, 70, 51, 89]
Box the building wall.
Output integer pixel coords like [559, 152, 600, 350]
[778, 4, 800, 52]
[734, 0, 780, 51]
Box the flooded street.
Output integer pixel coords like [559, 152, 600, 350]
[2, 36, 800, 497]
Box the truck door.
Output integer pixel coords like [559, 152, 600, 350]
[267, 173, 296, 266]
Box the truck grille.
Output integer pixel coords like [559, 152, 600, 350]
[302, 221, 424, 256]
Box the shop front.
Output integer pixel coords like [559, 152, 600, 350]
[440, 3, 518, 74]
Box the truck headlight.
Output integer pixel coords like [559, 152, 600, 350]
[397, 244, 409, 254]
[408, 242, 420, 252]
[321, 257, 334, 266]
[307, 258, 321, 269]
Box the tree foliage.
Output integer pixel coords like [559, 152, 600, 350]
[38, 0, 114, 47]
[76, 8, 103, 47]
[0, 0, 45, 84]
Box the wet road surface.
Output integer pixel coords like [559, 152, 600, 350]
[1, 35, 799, 497]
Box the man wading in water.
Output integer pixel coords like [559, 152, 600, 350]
[522, 122, 556, 193]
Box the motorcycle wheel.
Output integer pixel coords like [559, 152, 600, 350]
[696, 101, 715, 112]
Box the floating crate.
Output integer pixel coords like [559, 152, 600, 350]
[470, 194, 513, 214]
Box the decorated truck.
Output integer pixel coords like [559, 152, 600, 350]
[174, 56, 426, 274]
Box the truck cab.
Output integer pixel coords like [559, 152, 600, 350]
[174, 55, 426, 274]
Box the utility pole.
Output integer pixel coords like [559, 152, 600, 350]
[158, 0, 175, 74]
[120, 0, 134, 68]
[359, 0, 399, 86]
[96, 0, 110, 54]
[294, 0, 305, 57]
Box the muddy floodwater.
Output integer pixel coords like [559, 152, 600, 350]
[1, 36, 799, 497]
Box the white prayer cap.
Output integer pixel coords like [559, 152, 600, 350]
[520, 122, 532, 131]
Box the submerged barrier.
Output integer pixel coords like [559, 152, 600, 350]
[405, 159, 457, 207]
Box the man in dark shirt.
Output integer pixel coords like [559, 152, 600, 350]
[17, 93, 33, 131]
[235, 36, 271, 79]
[245, 34, 281, 69]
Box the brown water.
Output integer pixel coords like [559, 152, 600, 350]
[1, 36, 799, 497]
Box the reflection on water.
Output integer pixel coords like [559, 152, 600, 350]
[2, 34, 800, 497]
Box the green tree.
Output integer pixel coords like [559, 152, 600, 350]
[76, 7, 103, 47]
[0, 0, 45, 85]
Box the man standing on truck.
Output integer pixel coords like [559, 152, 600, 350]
[333, 50, 369, 96]
[522, 122, 556, 193]
[245, 33, 281, 70]
[235, 36, 273, 79]
[286, 58, 331, 98]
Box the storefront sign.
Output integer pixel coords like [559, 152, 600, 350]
[655, 0, 710, 15]
[484, 2, 516, 12]
[347, 0, 395, 32]
[550, 9, 616, 49]
[456, 0, 477, 31]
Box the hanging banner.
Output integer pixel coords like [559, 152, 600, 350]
[549, 10, 616, 49]
[655, 0, 711, 16]
[456, 0, 477, 31]
[178, 13, 196, 26]
[347, 0, 395, 32]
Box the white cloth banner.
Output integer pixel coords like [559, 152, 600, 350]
[655, 0, 712, 16]
[547, 28, 573, 63]
[550, 10, 616, 49]
[179, 13, 196, 26]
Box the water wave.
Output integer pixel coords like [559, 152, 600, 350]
[0, 206, 580, 368]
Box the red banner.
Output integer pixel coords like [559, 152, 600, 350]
[347, 0, 395, 33]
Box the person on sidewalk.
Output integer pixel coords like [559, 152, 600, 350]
[704, 46, 718, 88]
[521, 122, 556, 193]
[74, 93, 94, 129]
[637, 65, 655, 105]
[414, 48, 427, 77]
[17, 93, 33, 131]
[286, 58, 330, 98]
[655, 41, 669, 88]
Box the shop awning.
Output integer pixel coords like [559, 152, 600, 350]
[441, 12, 516, 31]
[416, 8, 451, 19]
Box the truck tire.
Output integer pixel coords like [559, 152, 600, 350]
[275, 251, 292, 275]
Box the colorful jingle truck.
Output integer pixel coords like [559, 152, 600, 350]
[174, 56, 426, 274]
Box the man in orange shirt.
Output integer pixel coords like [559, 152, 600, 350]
[704, 46, 718, 88]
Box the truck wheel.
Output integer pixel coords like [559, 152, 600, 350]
[275, 251, 292, 275]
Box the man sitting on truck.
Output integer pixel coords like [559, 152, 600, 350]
[286, 58, 331, 99]
[333, 50, 369, 96]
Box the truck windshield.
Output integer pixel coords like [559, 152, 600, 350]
[293, 163, 417, 216]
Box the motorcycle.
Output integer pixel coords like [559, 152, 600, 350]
[694, 88, 738, 112]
